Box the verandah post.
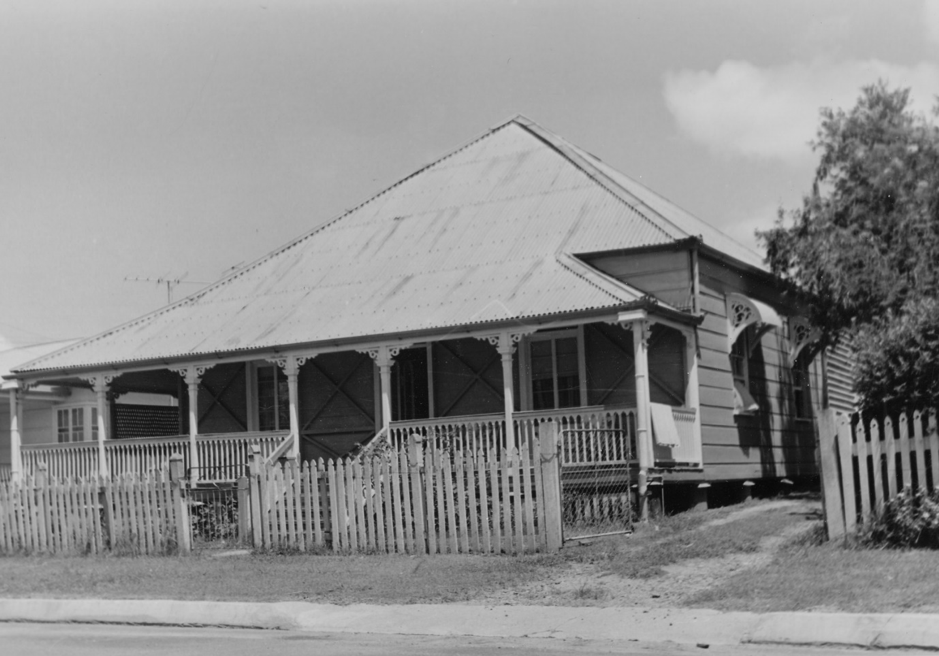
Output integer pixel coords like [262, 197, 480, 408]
[629, 316, 654, 521]
[497, 332, 516, 451]
[538, 421, 563, 553]
[8, 388, 22, 483]
[80, 374, 113, 480]
[173, 365, 214, 484]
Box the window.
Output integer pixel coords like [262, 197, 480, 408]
[57, 407, 89, 442]
[57, 409, 70, 443]
[257, 365, 290, 431]
[529, 331, 581, 411]
[730, 327, 750, 388]
[392, 347, 429, 422]
[731, 326, 759, 414]
[91, 407, 99, 442]
[793, 353, 812, 419]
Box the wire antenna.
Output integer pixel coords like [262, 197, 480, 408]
[123, 273, 213, 304]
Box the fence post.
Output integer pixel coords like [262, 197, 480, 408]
[35, 463, 49, 553]
[408, 436, 427, 554]
[236, 475, 250, 547]
[100, 474, 114, 552]
[169, 454, 191, 555]
[247, 445, 262, 550]
[818, 408, 846, 540]
[539, 421, 563, 553]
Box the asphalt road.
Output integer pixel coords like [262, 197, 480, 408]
[2, 623, 937, 656]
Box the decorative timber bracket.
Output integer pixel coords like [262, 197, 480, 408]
[80, 373, 116, 392]
[476, 331, 531, 355]
[172, 364, 216, 385]
[266, 354, 314, 376]
[725, 293, 783, 352]
[789, 316, 822, 362]
[357, 344, 415, 368]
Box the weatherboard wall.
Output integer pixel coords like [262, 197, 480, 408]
[696, 256, 819, 481]
[583, 249, 694, 311]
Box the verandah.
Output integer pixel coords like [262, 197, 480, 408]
[9, 314, 700, 519]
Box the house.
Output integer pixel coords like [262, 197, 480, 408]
[0, 338, 180, 482]
[5, 116, 827, 510]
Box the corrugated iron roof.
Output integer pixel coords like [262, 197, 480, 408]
[0, 339, 78, 381]
[16, 116, 753, 374]
[521, 120, 768, 270]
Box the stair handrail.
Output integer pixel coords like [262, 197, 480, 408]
[264, 432, 295, 466]
[348, 426, 390, 460]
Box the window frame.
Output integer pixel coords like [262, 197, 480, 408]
[792, 352, 813, 421]
[56, 405, 94, 443]
[730, 325, 759, 415]
[522, 327, 586, 411]
[255, 364, 290, 432]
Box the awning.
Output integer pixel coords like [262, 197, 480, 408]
[727, 293, 784, 349]
[650, 402, 681, 447]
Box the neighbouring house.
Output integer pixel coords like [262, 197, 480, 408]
[0, 338, 180, 482]
[5, 116, 831, 508]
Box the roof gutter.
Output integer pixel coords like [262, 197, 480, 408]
[7, 302, 701, 383]
[576, 236, 702, 260]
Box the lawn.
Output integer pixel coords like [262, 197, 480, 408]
[3, 496, 939, 613]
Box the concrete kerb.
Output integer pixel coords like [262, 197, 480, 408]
[746, 612, 939, 650]
[1, 598, 939, 650]
[0, 599, 308, 631]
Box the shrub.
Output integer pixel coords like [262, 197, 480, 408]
[861, 486, 939, 549]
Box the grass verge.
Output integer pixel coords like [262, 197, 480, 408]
[685, 529, 939, 613]
[0, 552, 556, 605]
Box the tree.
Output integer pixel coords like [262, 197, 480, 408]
[760, 82, 939, 412]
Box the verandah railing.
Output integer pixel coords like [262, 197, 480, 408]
[20, 431, 289, 482]
[390, 406, 638, 467]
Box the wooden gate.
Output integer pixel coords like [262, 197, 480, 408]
[559, 427, 633, 540]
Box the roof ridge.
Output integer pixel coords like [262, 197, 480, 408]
[513, 120, 683, 242]
[571, 142, 765, 263]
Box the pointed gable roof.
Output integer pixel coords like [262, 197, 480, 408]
[16, 116, 760, 374]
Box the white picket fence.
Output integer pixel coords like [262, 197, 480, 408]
[247, 423, 564, 554]
[819, 408, 939, 538]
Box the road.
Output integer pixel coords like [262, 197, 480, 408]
[1, 623, 936, 656]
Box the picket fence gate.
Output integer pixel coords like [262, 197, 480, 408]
[244, 423, 564, 554]
[0, 456, 191, 556]
[819, 407, 939, 539]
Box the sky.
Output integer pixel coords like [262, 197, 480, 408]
[2, 0, 939, 348]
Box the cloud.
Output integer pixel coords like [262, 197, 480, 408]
[663, 59, 939, 165]
[925, 0, 939, 44]
[717, 202, 788, 257]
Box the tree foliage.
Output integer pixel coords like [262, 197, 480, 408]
[760, 83, 939, 411]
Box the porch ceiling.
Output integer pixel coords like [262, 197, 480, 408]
[14, 116, 727, 376]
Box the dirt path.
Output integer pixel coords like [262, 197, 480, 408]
[467, 499, 821, 608]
